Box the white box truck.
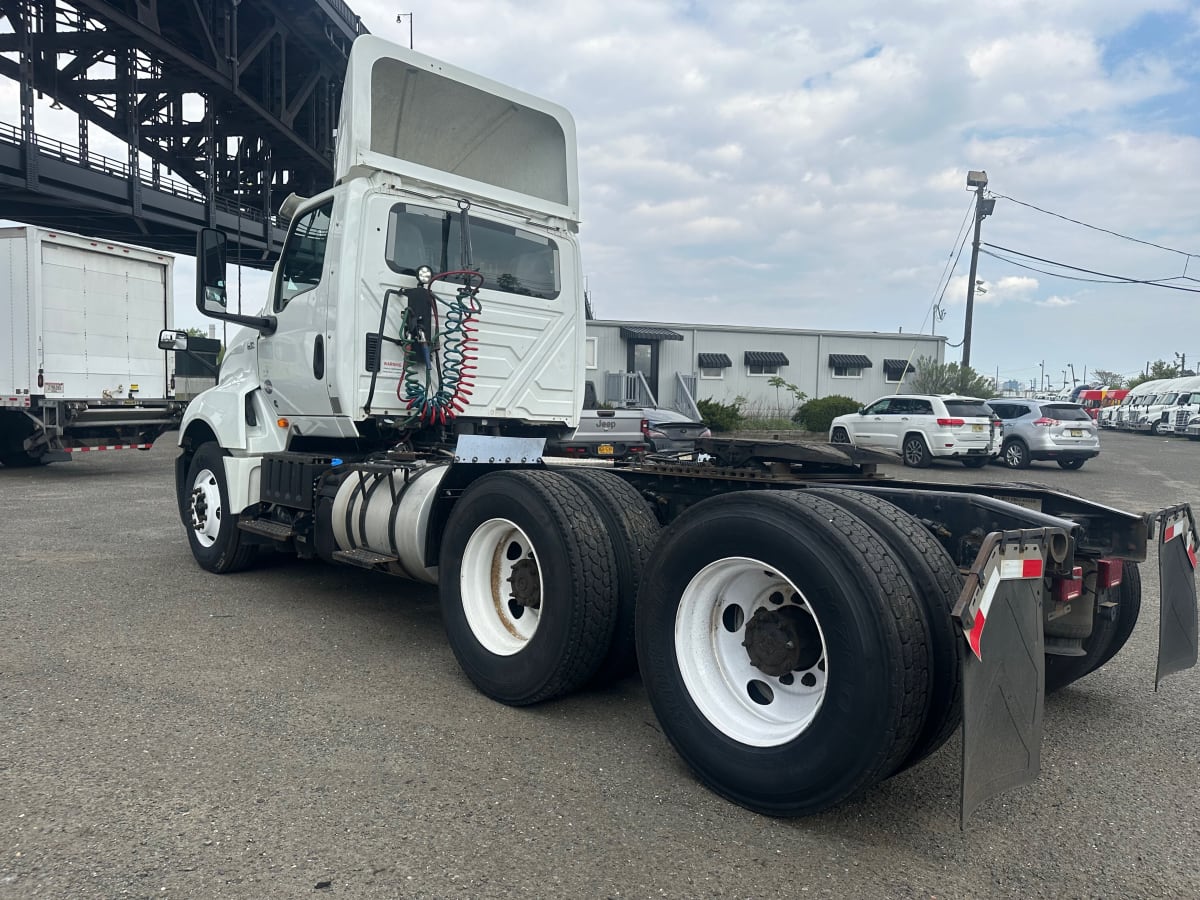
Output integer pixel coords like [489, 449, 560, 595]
[0, 226, 185, 465]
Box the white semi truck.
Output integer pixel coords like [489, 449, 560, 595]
[0, 226, 185, 465]
[164, 35, 1198, 825]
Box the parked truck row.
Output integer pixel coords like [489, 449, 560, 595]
[1102, 376, 1200, 437]
[156, 35, 1196, 825]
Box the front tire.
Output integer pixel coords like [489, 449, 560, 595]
[438, 470, 619, 706]
[635, 491, 930, 816]
[830, 427, 851, 445]
[902, 433, 932, 468]
[1002, 438, 1031, 469]
[961, 456, 988, 468]
[183, 443, 257, 573]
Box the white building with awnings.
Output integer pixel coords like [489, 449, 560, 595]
[585, 320, 946, 415]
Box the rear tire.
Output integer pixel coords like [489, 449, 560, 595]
[184, 442, 257, 573]
[1002, 438, 1031, 469]
[961, 457, 988, 468]
[1057, 458, 1086, 470]
[559, 467, 661, 683]
[635, 490, 929, 816]
[439, 470, 619, 706]
[901, 433, 932, 468]
[806, 488, 964, 771]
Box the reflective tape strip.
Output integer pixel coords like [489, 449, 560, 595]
[65, 444, 153, 452]
[1163, 517, 1187, 544]
[999, 558, 1044, 580]
[1, 397, 31, 407]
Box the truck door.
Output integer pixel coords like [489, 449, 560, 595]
[258, 201, 335, 419]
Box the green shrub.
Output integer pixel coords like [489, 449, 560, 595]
[697, 397, 745, 433]
[793, 395, 860, 433]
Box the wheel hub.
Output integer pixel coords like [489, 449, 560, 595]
[742, 605, 821, 676]
[507, 557, 541, 609]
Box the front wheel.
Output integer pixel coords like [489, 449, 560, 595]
[636, 491, 929, 816]
[902, 434, 932, 468]
[183, 443, 257, 573]
[1057, 458, 1086, 470]
[438, 470, 619, 706]
[961, 456, 988, 468]
[830, 427, 851, 445]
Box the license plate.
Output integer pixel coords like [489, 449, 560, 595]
[598, 444, 614, 456]
[1069, 429, 1083, 437]
[972, 424, 984, 433]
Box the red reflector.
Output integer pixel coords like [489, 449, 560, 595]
[1053, 565, 1084, 602]
[936, 418, 965, 427]
[1096, 558, 1123, 589]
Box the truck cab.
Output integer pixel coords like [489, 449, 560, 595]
[177, 37, 585, 513]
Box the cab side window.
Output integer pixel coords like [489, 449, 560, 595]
[275, 202, 333, 312]
[863, 399, 892, 415]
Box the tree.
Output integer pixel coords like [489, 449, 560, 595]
[185, 326, 208, 337]
[908, 356, 995, 397]
[1090, 370, 1126, 389]
[1128, 360, 1178, 389]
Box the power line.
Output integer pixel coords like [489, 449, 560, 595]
[980, 242, 1200, 294]
[987, 191, 1199, 261]
[916, 195, 975, 334]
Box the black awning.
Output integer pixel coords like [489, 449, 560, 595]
[828, 353, 873, 368]
[744, 351, 790, 366]
[883, 358, 915, 378]
[619, 326, 684, 341]
[697, 352, 733, 369]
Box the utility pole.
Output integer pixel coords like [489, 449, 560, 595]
[1039, 360, 1045, 393]
[961, 170, 996, 370]
[1176, 351, 1187, 375]
[1069, 363, 1076, 386]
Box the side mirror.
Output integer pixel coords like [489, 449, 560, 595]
[192, 228, 277, 335]
[158, 329, 189, 351]
[196, 228, 228, 314]
[858, 408, 866, 415]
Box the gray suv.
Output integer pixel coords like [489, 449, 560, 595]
[987, 398, 1100, 470]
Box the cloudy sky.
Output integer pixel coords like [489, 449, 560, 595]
[9, 0, 1200, 389]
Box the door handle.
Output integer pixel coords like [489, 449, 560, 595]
[313, 334, 325, 379]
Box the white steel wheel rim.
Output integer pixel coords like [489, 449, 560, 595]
[460, 518, 543, 656]
[675, 557, 828, 747]
[190, 467, 223, 548]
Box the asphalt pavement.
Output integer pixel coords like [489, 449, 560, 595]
[1, 430, 1198, 899]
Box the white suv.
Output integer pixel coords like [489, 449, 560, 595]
[829, 394, 998, 468]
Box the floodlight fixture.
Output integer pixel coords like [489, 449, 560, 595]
[966, 170, 988, 188]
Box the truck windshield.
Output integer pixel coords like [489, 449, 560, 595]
[385, 203, 560, 300]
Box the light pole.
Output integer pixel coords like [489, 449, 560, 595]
[961, 170, 996, 370]
[396, 12, 413, 49]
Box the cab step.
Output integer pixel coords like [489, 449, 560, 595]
[332, 548, 399, 569]
[237, 519, 296, 541]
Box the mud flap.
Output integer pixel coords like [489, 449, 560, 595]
[1155, 505, 1198, 689]
[952, 528, 1069, 828]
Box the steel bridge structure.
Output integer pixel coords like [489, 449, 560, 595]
[0, 0, 366, 267]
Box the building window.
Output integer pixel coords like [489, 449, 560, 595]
[744, 351, 789, 377]
[698, 352, 732, 380]
[827, 353, 872, 380]
[883, 359, 914, 383]
[585, 337, 598, 370]
[832, 365, 863, 378]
